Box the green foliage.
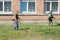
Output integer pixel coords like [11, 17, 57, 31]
[0, 23, 60, 40]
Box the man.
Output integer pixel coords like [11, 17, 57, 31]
[48, 10, 54, 26]
[14, 10, 20, 30]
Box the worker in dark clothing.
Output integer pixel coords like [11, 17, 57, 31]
[48, 10, 54, 26]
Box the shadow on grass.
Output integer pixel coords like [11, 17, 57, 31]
[54, 23, 60, 26]
[19, 28, 30, 32]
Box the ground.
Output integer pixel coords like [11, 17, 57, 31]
[0, 23, 60, 40]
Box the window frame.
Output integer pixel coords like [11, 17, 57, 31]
[20, 0, 36, 14]
[0, 0, 12, 14]
[44, 1, 59, 14]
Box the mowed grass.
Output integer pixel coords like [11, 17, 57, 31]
[0, 23, 60, 40]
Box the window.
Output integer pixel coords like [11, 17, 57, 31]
[20, 0, 36, 14]
[20, 2, 27, 12]
[52, 2, 58, 12]
[0, 0, 11, 14]
[44, 0, 58, 14]
[0, 2, 3, 11]
[28, 2, 35, 12]
[4, 1, 11, 12]
[44, 2, 50, 11]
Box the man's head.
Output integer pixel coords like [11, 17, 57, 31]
[16, 10, 19, 14]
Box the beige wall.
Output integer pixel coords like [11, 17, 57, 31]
[12, 0, 20, 15]
[36, 0, 44, 15]
[0, 0, 60, 21]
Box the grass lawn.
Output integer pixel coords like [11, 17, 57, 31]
[0, 23, 60, 40]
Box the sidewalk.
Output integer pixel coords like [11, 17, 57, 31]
[0, 20, 60, 24]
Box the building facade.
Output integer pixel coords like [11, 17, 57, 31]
[0, 0, 60, 21]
